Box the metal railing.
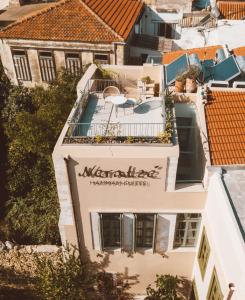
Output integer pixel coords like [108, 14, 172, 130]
[68, 122, 165, 137]
[88, 79, 122, 93]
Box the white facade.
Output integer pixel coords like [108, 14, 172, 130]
[0, 0, 9, 10]
[192, 171, 245, 299]
[175, 20, 245, 50]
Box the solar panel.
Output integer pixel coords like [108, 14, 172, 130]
[202, 60, 214, 82]
[165, 54, 189, 85]
[211, 55, 241, 81]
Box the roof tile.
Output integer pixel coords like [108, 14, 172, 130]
[218, 1, 245, 20]
[0, 0, 143, 42]
[205, 90, 245, 166]
[162, 45, 222, 65]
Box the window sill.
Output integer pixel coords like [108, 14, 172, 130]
[102, 247, 121, 253]
[170, 247, 196, 253]
[135, 248, 153, 254]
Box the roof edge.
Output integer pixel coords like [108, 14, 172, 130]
[0, 0, 67, 33]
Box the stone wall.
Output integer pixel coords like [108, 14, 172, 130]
[0, 241, 61, 298]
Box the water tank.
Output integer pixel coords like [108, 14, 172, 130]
[189, 53, 202, 71]
[235, 56, 245, 73]
[194, 0, 210, 9]
[215, 48, 226, 64]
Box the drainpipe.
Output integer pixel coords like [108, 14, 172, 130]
[63, 156, 82, 256]
[114, 43, 117, 65]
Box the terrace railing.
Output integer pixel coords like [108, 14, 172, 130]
[68, 122, 165, 138]
[88, 79, 122, 93]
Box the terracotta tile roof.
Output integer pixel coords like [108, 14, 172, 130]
[84, 0, 143, 40]
[233, 46, 245, 56]
[0, 0, 143, 43]
[163, 45, 222, 65]
[205, 91, 245, 165]
[218, 1, 245, 20]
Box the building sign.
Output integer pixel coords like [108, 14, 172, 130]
[78, 165, 163, 187]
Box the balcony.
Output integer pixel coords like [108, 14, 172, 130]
[130, 34, 172, 52]
[63, 65, 175, 145]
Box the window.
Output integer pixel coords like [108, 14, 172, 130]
[100, 213, 121, 249]
[135, 214, 155, 249]
[94, 53, 109, 64]
[198, 228, 210, 279]
[91, 213, 173, 253]
[65, 53, 82, 76]
[12, 50, 31, 81]
[153, 22, 174, 38]
[38, 51, 56, 82]
[174, 214, 201, 247]
[207, 268, 223, 300]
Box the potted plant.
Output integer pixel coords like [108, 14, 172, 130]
[185, 65, 200, 93]
[175, 72, 186, 93]
[141, 76, 152, 84]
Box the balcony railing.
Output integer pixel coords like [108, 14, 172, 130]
[89, 79, 122, 93]
[68, 122, 165, 138]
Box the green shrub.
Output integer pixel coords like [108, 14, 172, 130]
[146, 274, 180, 300]
[35, 245, 96, 300]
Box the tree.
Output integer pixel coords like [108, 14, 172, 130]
[2, 70, 80, 244]
[0, 59, 11, 238]
[146, 274, 180, 300]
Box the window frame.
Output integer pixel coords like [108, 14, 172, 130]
[12, 49, 32, 82]
[93, 52, 110, 65]
[152, 22, 173, 38]
[100, 213, 122, 250]
[65, 52, 82, 76]
[38, 50, 56, 82]
[135, 213, 156, 250]
[198, 227, 210, 279]
[207, 268, 223, 300]
[173, 213, 201, 248]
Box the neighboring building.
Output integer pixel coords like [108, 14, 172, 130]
[192, 87, 245, 299]
[0, 0, 171, 87]
[52, 61, 245, 298]
[192, 168, 245, 300]
[173, 19, 245, 50]
[0, 2, 52, 28]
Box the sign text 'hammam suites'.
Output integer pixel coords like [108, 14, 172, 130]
[78, 165, 163, 187]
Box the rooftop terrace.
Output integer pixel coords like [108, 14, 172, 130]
[64, 64, 173, 144]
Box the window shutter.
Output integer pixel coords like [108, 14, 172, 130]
[155, 214, 175, 253]
[122, 213, 134, 252]
[90, 212, 101, 251]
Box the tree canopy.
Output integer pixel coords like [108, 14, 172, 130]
[1, 70, 79, 244]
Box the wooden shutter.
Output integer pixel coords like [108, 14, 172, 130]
[90, 212, 101, 251]
[155, 214, 176, 253]
[122, 213, 134, 252]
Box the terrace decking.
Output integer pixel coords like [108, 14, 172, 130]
[74, 94, 165, 137]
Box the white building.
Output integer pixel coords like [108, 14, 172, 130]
[192, 168, 245, 300]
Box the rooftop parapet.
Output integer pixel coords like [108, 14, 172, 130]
[62, 64, 177, 145]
